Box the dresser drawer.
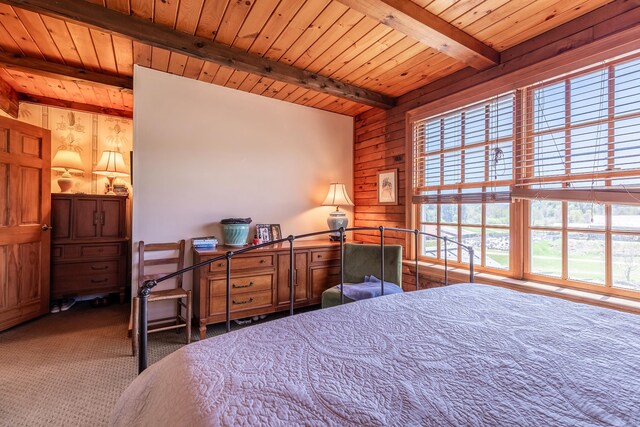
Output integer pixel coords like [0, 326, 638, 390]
[209, 290, 272, 315]
[51, 273, 119, 295]
[53, 261, 119, 279]
[209, 273, 273, 296]
[311, 249, 340, 263]
[80, 244, 121, 257]
[208, 255, 274, 272]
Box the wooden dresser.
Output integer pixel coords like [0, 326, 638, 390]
[192, 240, 341, 339]
[51, 194, 128, 303]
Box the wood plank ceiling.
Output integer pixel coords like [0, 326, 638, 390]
[0, 0, 615, 118]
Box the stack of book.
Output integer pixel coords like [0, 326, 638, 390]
[192, 236, 218, 249]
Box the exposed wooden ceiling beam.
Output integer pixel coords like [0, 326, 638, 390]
[0, 76, 19, 118]
[337, 0, 499, 70]
[0, 52, 132, 92]
[18, 93, 132, 118]
[0, 0, 395, 109]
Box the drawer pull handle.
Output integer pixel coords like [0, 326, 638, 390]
[218, 263, 224, 267]
[91, 266, 109, 271]
[232, 297, 254, 305]
[91, 278, 108, 283]
[232, 282, 253, 289]
[259, 259, 265, 263]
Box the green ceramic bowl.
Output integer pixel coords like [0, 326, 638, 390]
[222, 224, 249, 246]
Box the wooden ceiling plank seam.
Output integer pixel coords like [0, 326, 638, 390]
[0, 70, 19, 117]
[232, 0, 282, 52]
[336, 0, 499, 69]
[271, 82, 300, 101]
[330, 29, 407, 82]
[246, 0, 307, 57]
[111, 35, 133, 76]
[215, 0, 255, 47]
[276, 2, 349, 65]
[259, 79, 287, 98]
[225, 69, 249, 90]
[0, 14, 22, 53]
[150, 46, 170, 72]
[76, 80, 100, 106]
[130, 0, 153, 20]
[57, 78, 87, 104]
[0, 4, 44, 58]
[89, 28, 119, 74]
[236, 72, 261, 92]
[367, 50, 458, 94]
[132, 40, 151, 67]
[460, 0, 553, 40]
[166, 51, 188, 76]
[0, 68, 37, 95]
[290, 9, 366, 71]
[388, 56, 464, 95]
[197, 61, 220, 83]
[182, 56, 204, 80]
[19, 93, 132, 118]
[501, 0, 635, 62]
[43, 75, 69, 101]
[350, 46, 437, 92]
[287, 87, 313, 104]
[40, 15, 83, 66]
[248, 76, 274, 95]
[194, 0, 229, 39]
[306, 22, 394, 77]
[90, 85, 112, 108]
[106, 85, 123, 107]
[302, 91, 329, 107]
[65, 22, 102, 72]
[13, 8, 64, 62]
[446, 0, 513, 34]
[8, 68, 46, 96]
[425, 0, 457, 16]
[262, 0, 334, 62]
[154, 0, 180, 29]
[438, 0, 487, 23]
[122, 91, 133, 109]
[175, 0, 206, 34]
[347, 40, 429, 87]
[485, 0, 610, 51]
[210, 64, 234, 86]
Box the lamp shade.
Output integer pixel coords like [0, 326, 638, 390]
[51, 149, 83, 173]
[322, 183, 354, 207]
[93, 150, 129, 177]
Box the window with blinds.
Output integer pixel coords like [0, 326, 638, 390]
[412, 93, 515, 205]
[514, 55, 640, 202]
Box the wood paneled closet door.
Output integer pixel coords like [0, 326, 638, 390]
[0, 116, 51, 332]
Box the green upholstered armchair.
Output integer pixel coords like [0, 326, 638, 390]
[321, 243, 403, 309]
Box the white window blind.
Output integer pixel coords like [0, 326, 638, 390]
[412, 93, 515, 204]
[513, 55, 640, 202]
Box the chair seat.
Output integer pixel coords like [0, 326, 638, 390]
[148, 288, 188, 302]
[321, 285, 356, 309]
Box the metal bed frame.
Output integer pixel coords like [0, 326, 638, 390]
[136, 226, 475, 373]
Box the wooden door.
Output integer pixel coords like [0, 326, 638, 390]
[100, 198, 123, 238]
[74, 197, 99, 239]
[277, 252, 308, 305]
[0, 116, 51, 332]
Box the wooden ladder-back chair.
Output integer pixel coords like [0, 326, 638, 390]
[132, 240, 192, 356]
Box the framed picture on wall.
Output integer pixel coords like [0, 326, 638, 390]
[377, 169, 398, 205]
[256, 224, 272, 242]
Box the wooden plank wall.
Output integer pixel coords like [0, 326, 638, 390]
[352, 0, 640, 254]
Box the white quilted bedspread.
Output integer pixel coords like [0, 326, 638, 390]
[111, 284, 640, 426]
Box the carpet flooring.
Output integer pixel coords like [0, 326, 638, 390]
[0, 301, 288, 426]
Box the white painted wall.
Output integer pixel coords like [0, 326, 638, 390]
[133, 66, 353, 319]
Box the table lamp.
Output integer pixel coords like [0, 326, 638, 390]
[51, 148, 84, 193]
[322, 183, 354, 241]
[93, 150, 129, 195]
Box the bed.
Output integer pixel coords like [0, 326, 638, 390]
[111, 283, 640, 426]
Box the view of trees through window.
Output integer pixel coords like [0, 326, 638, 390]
[414, 53, 640, 295]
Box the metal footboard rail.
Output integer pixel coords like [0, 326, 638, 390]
[137, 226, 474, 373]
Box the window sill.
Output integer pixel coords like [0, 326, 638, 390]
[403, 260, 640, 315]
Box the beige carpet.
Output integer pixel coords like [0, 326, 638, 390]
[0, 301, 285, 427]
